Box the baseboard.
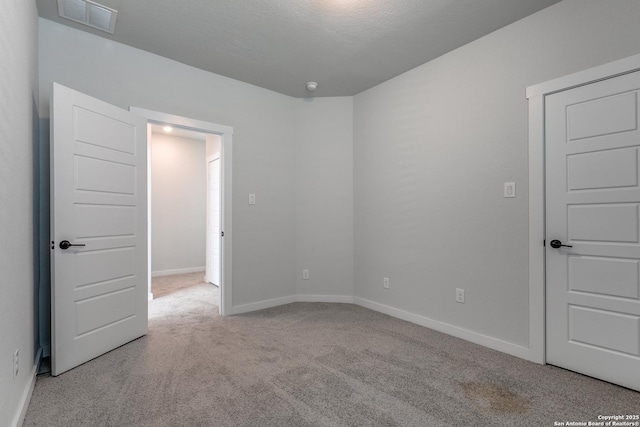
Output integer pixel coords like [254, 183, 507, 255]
[151, 266, 205, 277]
[11, 348, 39, 427]
[228, 293, 530, 361]
[231, 294, 356, 315]
[353, 297, 531, 360]
[231, 295, 297, 315]
[297, 294, 354, 303]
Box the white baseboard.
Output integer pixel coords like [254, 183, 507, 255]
[297, 294, 354, 303]
[353, 297, 531, 360]
[231, 294, 356, 315]
[231, 295, 298, 315]
[11, 348, 40, 427]
[227, 293, 530, 361]
[151, 266, 205, 277]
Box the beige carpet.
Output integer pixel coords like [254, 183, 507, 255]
[24, 273, 639, 426]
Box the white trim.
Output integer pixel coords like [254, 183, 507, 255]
[152, 267, 205, 277]
[11, 350, 39, 427]
[232, 295, 355, 314]
[528, 93, 546, 364]
[526, 52, 640, 99]
[526, 52, 640, 366]
[354, 297, 531, 360]
[296, 294, 355, 303]
[229, 293, 529, 359]
[129, 107, 233, 316]
[231, 296, 298, 315]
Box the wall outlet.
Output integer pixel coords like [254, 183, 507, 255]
[504, 182, 516, 198]
[249, 193, 256, 205]
[456, 288, 465, 303]
[383, 277, 390, 289]
[302, 269, 310, 280]
[13, 349, 19, 379]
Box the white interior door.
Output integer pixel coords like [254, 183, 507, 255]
[206, 157, 221, 286]
[546, 71, 640, 391]
[51, 83, 148, 376]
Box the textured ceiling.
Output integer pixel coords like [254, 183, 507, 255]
[37, 0, 561, 98]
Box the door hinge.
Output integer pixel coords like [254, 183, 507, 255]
[543, 239, 546, 247]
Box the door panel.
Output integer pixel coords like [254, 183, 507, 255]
[546, 71, 640, 391]
[51, 83, 147, 376]
[567, 147, 638, 190]
[568, 255, 640, 299]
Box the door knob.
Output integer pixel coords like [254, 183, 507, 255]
[59, 240, 86, 250]
[549, 239, 572, 249]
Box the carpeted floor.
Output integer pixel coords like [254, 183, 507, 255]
[23, 273, 639, 426]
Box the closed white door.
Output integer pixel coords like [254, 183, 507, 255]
[51, 83, 148, 376]
[546, 71, 640, 391]
[206, 157, 221, 286]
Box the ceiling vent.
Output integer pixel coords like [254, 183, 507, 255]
[57, 0, 118, 34]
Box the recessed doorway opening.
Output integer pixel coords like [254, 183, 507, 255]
[130, 107, 233, 316]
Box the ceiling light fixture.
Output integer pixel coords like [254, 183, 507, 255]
[163, 126, 173, 133]
[306, 82, 318, 91]
[58, 0, 118, 34]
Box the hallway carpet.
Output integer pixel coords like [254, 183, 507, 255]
[23, 273, 639, 426]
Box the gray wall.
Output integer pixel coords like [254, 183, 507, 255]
[294, 97, 354, 298]
[151, 133, 206, 275]
[0, 1, 39, 425]
[353, 0, 640, 347]
[38, 17, 355, 310]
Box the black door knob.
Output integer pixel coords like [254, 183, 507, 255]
[550, 239, 572, 249]
[59, 240, 86, 250]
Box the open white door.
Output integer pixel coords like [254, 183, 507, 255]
[545, 71, 640, 391]
[51, 83, 148, 376]
[206, 157, 221, 286]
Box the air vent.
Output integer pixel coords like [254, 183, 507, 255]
[57, 0, 118, 34]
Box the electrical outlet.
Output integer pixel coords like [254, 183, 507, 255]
[249, 194, 256, 205]
[456, 288, 465, 303]
[383, 277, 390, 289]
[302, 269, 310, 280]
[13, 349, 19, 379]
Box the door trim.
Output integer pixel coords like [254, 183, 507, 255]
[526, 52, 640, 364]
[129, 107, 234, 316]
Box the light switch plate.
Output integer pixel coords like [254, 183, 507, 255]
[249, 194, 256, 205]
[504, 182, 516, 198]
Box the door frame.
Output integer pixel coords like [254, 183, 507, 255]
[129, 107, 234, 316]
[526, 52, 640, 364]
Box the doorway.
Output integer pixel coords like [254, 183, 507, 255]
[130, 107, 233, 316]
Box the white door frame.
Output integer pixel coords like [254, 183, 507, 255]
[526, 52, 640, 364]
[129, 107, 233, 316]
